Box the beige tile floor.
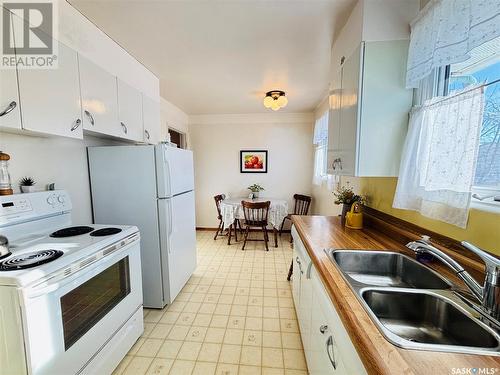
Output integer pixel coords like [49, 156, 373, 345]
[113, 230, 307, 375]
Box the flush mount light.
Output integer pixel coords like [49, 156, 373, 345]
[263, 90, 288, 111]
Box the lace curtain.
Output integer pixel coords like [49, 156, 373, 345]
[393, 86, 485, 228]
[313, 112, 329, 185]
[406, 0, 500, 88]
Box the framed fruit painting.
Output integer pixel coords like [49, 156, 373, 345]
[240, 150, 268, 173]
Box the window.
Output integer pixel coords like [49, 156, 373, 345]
[413, 37, 500, 210]
[313, 111, 329, 185]
[447, 37, 500, 191]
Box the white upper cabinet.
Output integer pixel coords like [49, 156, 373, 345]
[327, 40, 412, 176]
[78, 55, 121, 137]
[17, 40, 82, 139]
[0, 10, 21, 131]
[117, 79, 144, 142]
[142, 95, 161, 144]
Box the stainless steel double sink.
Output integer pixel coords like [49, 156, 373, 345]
[327, 250, 500, 355]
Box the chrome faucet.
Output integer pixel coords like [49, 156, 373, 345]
[406, 237, 500, 321]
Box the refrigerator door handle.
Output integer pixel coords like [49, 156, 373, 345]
[167, 198, 173, 254]
[164, 150, 172, 197]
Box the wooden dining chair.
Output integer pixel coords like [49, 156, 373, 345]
[241, 200, 271, 251]
[213, 194, 226, 240]
[280, 194, 312, 237]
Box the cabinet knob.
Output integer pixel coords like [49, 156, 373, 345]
[70, 119, 81, 131]
[0, 101, 16, 117]
[319, 325, 328, 334]
[84, 110, 95, 126]
[121, 122, 128, 134]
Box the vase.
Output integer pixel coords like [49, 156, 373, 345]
[253, 191, 259, 199]
[21, 185, 35, 193]
[341, 203, 352, 227]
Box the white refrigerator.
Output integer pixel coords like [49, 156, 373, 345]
[88, 144, 197, 308]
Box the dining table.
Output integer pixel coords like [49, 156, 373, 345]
[219, 197, 289, 246]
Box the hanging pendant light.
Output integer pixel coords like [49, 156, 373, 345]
[263, 90, 288, 110]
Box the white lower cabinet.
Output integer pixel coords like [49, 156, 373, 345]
[292, 227, 366, 374]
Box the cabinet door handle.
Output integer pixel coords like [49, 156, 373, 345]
[84, 110, 95, 126]
[332, 158, 343, 171]
[145, 129, 150, 140]
[319, 325, 328, 334]
[0, 101, 16, 117]
[326, 336, 337, 370]
[121, 121, 128, 134]
[70, 119, 81, 131]
[296, 257, 303, 274]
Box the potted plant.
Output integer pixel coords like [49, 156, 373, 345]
[334, 184, 364, 226]
[248, 183, 264, 199]
[20, 177, 36, 193]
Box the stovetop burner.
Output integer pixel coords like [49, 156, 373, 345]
[50, 226, 94, 238]
[0, 250, 64, 271]
[90, 228, 123, 237]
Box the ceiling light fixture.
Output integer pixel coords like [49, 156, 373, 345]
[263, 90, 288, 111]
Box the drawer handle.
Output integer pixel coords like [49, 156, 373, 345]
[84, 110, 95, 126]
[319, 325, 328, 334]
[70, 119, 81, 131]
[0, 101, 16, 117]
[326, 336, 337, 370]
[145, 129, 150, 139]
[121, 121, 128, 134]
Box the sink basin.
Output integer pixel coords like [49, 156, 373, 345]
[331, 250, 451, 289]
[362, 289, 500, 352]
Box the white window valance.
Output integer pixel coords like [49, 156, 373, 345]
[313, 111, 328, 145]
[406, 0, 500, 88]
[393, 86, 485, 228]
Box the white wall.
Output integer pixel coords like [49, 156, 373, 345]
[160, 97, 190, 146]
[189, 113, 314, 227]
[0, 132, 123, 224]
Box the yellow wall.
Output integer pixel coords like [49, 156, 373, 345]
[311, 176, 500, 255]
[357, 177, 500, 255]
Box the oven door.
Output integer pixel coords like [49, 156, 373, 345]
[20, 235, 142, 375]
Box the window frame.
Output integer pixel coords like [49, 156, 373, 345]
[424, 63, 500, 212]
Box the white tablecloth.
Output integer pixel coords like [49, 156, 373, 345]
[220, 197, 288, 228]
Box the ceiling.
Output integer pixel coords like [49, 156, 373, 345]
[69, 0, 355, 115]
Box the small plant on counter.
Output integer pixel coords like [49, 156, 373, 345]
[333, 185, 364, 206]
[334, 184, 365, 226]
[20, 177, 36, 193]
[247, 183, 264, 198]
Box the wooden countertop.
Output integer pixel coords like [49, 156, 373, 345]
[291, 215, 500, 375]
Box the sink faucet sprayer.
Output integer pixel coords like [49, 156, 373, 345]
[406, 237, 500, 322]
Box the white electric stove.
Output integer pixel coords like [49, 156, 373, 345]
[0, 190, 144, 375]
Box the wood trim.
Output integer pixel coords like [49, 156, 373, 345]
[363, 206, 490, 281]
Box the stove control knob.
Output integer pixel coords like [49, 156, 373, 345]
[47, 195, 56, 205]
[57, 195, 65, 204]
